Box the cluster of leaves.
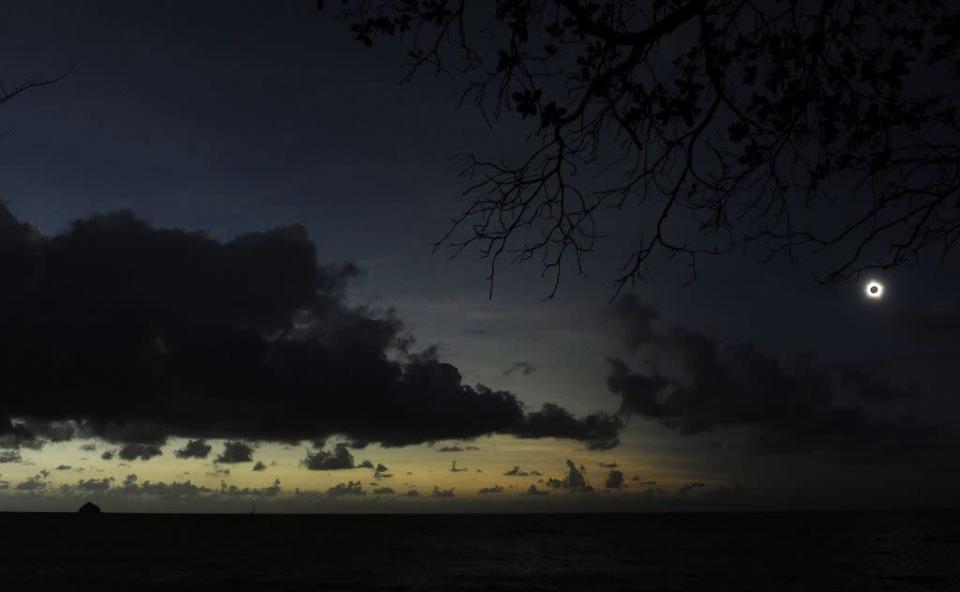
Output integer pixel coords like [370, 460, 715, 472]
[335, 0, 960, 296]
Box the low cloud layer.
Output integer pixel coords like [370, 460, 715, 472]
[0, 205, 620, 453]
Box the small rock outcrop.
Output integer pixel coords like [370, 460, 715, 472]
[78, 501, 101, 514]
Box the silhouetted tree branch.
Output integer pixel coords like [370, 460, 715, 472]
[0, 68, 69, 108]
[330, 1, 960, 297]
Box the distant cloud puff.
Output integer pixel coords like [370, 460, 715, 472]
[216, 441, 254, 464]
[502, 361, 535, 377]
[605, 470, 624, 489]
[175, 439, 212, 460]
[303, 443, 355, 471]
[118, 443, 162, 462]
[327, 481, 365, 496]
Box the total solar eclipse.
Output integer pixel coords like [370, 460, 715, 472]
[865, 280, 885, 299]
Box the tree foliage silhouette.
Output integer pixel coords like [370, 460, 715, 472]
[331, 0, 960, 296]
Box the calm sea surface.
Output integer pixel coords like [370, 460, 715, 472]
[1, 511, 957, 590]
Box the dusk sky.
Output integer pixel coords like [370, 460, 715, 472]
[1, 0, 959, 512]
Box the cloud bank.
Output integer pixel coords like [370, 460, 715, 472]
[0, 204, 621, 454]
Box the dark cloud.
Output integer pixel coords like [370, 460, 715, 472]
[605, 470, 625, 489]
[220, 479, 282, 497]
[678, 482, 706, 496]
[79, 443, 97, 452]
[63, 477, 114, 493]
[326, 481, 365, 496]
[502, 361, 535, 377]
[373, 463, 392, 479]
[303, 443, 355, 470]
[15, 473, 47, 491]
[546, 460, 594, 493]
[598, 462, 618, 468]
[118, 443, 163, 461]
[839, 367, 917, 402]
[437, 444, 481, 452]
[0, 206, 621, 451]
[606, 295, 953, 460]
[0, 450, 21, 464]
[357, 459, 374, 469]
[100, 450, 114, 461]
[252, 461, 267, 472]
[478, 485, 504, 494]
[216, 441, 254, 464]
[373, 487, 395, 495]
[120, 475, 212, 498]
[526, 485, 550, 496]
[512, 404, 621, 450]
[503, 466, 529, 477]
[894, 299, 960, 347]
[175, 439, 213, 459]
[404, 489, 419, 497]
[431, 486, 455, 498]
[55, 465, 72, 471]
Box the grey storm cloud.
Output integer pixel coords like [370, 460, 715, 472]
[478, 485, 504, 494]
[526, 485, 550, 496]
[175, 439, 213, 459]
[252, 461, 267, 471]
[373, 487, 395, 495]
[216, 441, 254, 464]
[605, 295, 954, 460]
[431, 486, 455, 498]
[0, 205, 621, 452]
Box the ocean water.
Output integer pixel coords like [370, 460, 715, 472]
[0, 511, 957, 590]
